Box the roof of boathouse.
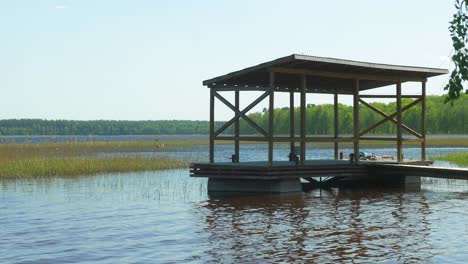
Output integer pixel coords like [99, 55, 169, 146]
[203, 54, 449, 94]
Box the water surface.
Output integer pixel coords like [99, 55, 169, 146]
[1, 144, 468, 263]
[2, 168, 468, 263]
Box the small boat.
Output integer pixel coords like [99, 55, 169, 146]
[350, 151, 395, 161]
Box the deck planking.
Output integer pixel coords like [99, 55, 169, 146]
[190, 160, 468, 180]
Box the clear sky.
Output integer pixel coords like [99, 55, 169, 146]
[0, 0, 455, 121]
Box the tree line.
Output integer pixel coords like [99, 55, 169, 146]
[0, 120, 222, 136]
[239, 94, 467, 135]
[0, 95, 466, 136]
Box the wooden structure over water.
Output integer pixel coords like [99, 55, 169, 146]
[190, 54, 460, 192]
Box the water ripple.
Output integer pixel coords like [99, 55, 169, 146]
[1, 169, 468, 263]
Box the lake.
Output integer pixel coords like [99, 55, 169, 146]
[1, 134, 467, 144]
[1, 145, 468, 263]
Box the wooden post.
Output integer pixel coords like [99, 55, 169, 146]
[268, 72, 275, 165]
[334, 89, 339, 160]
[300, 75, 306, 164]
[421, 81, 426, 161]
[234, 89, 240, 162]
[209, 88, 215, 163]
[289, 89, 295, 156]
[353, 79, 360, 164]
[396, 81, 403, 162]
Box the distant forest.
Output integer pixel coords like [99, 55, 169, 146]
[0, 95, 466, 136]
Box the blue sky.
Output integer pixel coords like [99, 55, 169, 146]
[0, 1, 455, 120]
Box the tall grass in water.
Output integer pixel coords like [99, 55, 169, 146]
[0, 140, 210, 159]
[431, 152, 468, 166]
[0, 156, 187, 179]
[0, 141, 189, 179]
[1, 137, 467, 178]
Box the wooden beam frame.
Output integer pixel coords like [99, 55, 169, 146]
[234, 90, 240, 162]
[210, 84, 352, 95]
[215, 135, 424, 143]
[359, 98, 422, 138]
[211, 85, 272, 91]
[334, 89, 339, 159]
[268, 72, 275, 164]
[213, 91, 270, 137]
[360, 137, 423, 142]
[359, 95, 422, 99]
[270, 67, 427, 82]
[209, 89, 215, 163]
[300, 74, 306, 164]
[209, 75, 430, 164]
[396, 81, 403, 162]
[353, 79, 360, 164]
[421, 81, 426, 160]
[215, 136, 354, 142]
[289, 89, 295, 156]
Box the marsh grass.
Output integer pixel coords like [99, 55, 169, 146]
[1, 137, 466, 179]
[0, 141, 193, 179]
[0, 137, 465, 159]
[0, 140, 212, 159]
[431, 152, 468, 166]
[0, 156, 187, 179]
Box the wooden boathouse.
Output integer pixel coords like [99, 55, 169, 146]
[190, 54, 467, 192]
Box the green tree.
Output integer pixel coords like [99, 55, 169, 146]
[445, 0, 468, 102]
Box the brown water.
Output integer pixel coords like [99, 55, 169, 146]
[2, 169, 468, 263]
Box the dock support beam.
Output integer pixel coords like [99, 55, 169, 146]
[208, 178, 302, 193]
[234, 89, 240, 162]
[353, 79, 360, 164]
[289, 89, 295, 157]
[268, 72, 275, 165]
[421, 81, 426, 161]
[334, 89, 339, 160]
[300, 75, 306, 164]
[396, 81, 403, 162]
[209, 88, 215, 163]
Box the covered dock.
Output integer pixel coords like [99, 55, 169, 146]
[190, 54, 460, 192]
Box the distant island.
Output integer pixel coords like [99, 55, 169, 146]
[0, 94, 466, 136]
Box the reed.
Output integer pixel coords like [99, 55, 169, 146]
[0, 156, 187, 179]
[431, 152, 468, 166]
[0, 137, 465, 158]
[1, 136, 466, 178]
[0, 141, 192, 179]
[0, 140, 211, 159]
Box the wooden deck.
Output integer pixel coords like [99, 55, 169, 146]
[367, 163, 468, 180]
[190, 160, 468, 181]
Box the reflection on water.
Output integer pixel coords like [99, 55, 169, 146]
[196, 189, 438, 263]
[2, 170, 468, 263]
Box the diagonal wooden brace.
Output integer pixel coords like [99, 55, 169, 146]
[359, 98, 422, 137]
[214, 91, 269, 137]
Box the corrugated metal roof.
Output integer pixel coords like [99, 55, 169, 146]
[292, 54, 448, 74]
[203, 54, 448, 93]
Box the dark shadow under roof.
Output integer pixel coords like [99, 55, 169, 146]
[203, 54, 448, 94]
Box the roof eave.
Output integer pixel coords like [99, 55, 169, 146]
[292, 54, 449, 75]
[202, 54, 449, 87]
[202, 54, 295, 86]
